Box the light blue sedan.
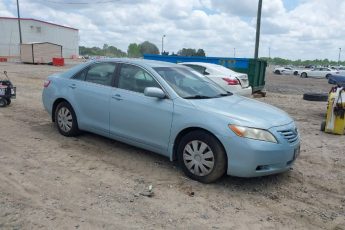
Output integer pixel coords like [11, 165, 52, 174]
[42, 59, 300, 183]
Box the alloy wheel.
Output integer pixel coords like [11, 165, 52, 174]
[57, 107, 73, 133]
[183, 140, 215, 176]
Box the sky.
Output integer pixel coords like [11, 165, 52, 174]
[0, 0, 344, 61]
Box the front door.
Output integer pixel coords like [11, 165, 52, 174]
[109, 64, 173, 154]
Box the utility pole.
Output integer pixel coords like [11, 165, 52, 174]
[254, 0, 262, 59]
[161, 35, 166, 55]
[233, 48, 236, 58]
[269, 46, 271, 59]
[338, 48, 342, 65]
[16, 0, 22, 44]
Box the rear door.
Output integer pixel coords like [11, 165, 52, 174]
[69, 62, 117, 134]
[109, 63, 173, 154]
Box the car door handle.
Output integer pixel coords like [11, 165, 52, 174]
[69, 84, 77, 89]
[112, 94, 123, 101]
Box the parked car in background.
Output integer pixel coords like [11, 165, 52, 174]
[42, 59, 300, 183]
[179, 62, 252, 96]
[273, 67, 299, 75]
[336, 66, 345, 75]
[300, 67, 339, 78]
[304, 65, 315, 69]
[328, 74, 345, 86]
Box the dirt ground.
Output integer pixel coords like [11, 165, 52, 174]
[0, 61, 344, 230]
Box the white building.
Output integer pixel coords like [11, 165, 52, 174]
[0, 17, 79, 59]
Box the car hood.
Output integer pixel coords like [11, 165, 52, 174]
[189, 95, 293, 129]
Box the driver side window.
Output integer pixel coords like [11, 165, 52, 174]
[118, 64, 161, 93]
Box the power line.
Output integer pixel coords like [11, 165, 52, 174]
[40, 0, 120, 5]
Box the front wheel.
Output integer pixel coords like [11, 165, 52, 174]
[55, 102, 80, 136]
[0, 98, 7, 107]
[301, 72, 307, 78]
[177, 131, 227, 183]
[274, 70, 280, 74]
[326, 74, 331, 79]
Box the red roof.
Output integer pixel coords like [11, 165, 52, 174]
[0, 17, 78, 31]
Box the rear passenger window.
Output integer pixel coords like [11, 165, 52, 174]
[184, 65, 206, 74]
[118, 64, 160, 93]
[73, 63, 116, 86]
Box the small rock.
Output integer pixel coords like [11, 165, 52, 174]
[139, 191, 154, 197]
[75, 224, 80, 229]
[200, 214, 209, 219]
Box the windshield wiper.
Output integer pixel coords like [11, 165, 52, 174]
[218, 91, 233, 97]
[183, 95, 212, 99]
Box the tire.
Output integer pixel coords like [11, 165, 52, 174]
[326, 74, 331, 79]
[294, 71, 298, 76]
[6, 98, 11, 105]
[274, 70, 280, 74]
[303, 93, 328, 102]
[55, 102, 80, 136]
[0, 98, 7, 107]
[320, 121, 326, 132]
[301, 72, 307, 78]
[177, 130, 227, 183]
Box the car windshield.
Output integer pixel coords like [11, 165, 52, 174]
[153, 67, 230, 99]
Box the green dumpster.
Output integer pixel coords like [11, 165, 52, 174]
[231, 59, 267, 93]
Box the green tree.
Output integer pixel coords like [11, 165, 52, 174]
[177, 48, 197, 56]
[139, 41, 160, 55]
[127, 43, 141, 58]
[196, 49, 206, 57]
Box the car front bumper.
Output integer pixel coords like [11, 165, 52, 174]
[220, 122, 300, 177]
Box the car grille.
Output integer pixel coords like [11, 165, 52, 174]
[277, 129, 299, 143]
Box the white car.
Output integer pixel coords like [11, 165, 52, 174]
[300, 67, 339, 79]
[336, 66, 345, 76]
[273, 67, 299, 75]
[180, 62, 252, 96]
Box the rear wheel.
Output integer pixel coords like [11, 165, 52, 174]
[301, 72, 307, 78]
[0, 98, 7, 107]
[177, 131, 227, 183]
[326, 74, 331, 79]
[55, 102, 80, 136]
[274, 70, 280, 74]
[294, 71, 298, 76]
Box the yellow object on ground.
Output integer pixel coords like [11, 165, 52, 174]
[325, 87, 345, 135]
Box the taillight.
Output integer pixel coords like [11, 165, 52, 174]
[44, 80, 51, 88]
[222, 78, 239, 85]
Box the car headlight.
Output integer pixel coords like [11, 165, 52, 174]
[229, 125, 278, 143]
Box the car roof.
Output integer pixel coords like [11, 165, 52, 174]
[87, 58, 179, 68]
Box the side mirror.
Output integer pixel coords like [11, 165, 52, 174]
[144, 87, 166, 99]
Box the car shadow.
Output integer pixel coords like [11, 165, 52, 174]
[32, 123, 297, 191]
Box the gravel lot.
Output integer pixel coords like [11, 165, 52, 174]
[0, 61, 344, 229]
